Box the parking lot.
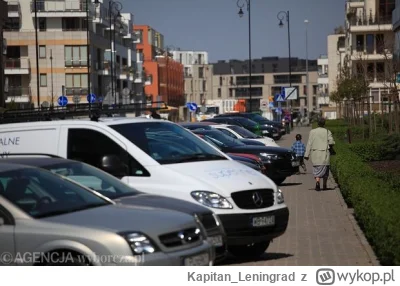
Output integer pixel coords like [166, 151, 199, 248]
[225, 126, 379, 266]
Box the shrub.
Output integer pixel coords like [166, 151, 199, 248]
[330, 139, 400, 265]
[349, 142, 386, 162]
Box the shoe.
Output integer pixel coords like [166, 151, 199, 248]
[315, 182, 321, 191]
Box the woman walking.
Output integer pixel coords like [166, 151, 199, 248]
[304, 118, 335, 191]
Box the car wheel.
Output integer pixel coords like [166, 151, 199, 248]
[228, 241, 270, 259]
[37, 251, 90, 266]
[273, 178, 286, 185]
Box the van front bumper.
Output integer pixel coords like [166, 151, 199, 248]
[217, 207, 289, 246]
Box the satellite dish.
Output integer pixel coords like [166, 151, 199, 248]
[41, 101, 50, 108]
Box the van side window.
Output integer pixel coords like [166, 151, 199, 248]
[67, 129, 150, 177]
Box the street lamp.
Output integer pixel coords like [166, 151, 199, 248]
[236, 0, 252, 112]
[304, 19, 310, 116]
[33, 0, 40, 108]
[277, 11, 292, 108]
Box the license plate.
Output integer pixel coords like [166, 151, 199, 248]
[207, 235, 223, 247]
[251, 215, 275, 227]
[184, 253, 210, 266]
[292, 161, 300, 167]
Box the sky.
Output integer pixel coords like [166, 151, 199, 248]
[122, 0, 346, 62]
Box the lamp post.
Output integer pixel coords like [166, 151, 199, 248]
[33, 0, 40, 108]
[50, 49, 54, 107]
[305, 19, 310, 117]
[86, 0, 91, 109]
[236, 0, 252, 112]
[277, 11, 292, 112]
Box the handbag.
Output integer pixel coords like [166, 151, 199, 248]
[327, 129, 336, 156]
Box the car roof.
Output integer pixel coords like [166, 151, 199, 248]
[0, 161, 41, 173]
[0, 157, 76, 168]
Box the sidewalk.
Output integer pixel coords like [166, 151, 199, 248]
[230, 126, 378, 266]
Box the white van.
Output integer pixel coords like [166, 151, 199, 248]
[0, 118, 289, 258]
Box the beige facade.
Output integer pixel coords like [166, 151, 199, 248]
[210, 71, 319, 112]
[3, 0, 136, 108]
[345, 0, 395, 107]
[327, 34, 345, 94]
[184, 64, 213, 105]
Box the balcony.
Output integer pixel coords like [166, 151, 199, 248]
[4, 58, 30, 75]
[5, 87, 31, 103]
[30, 0, 96, 18]
[347, 0, 364, 8]
[348, 14, 392, 32]
[65, 87, 89, 96]
[7, 1, 20, 17]
[65, 58, 88, 67]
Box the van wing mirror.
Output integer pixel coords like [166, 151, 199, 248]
[100, 155, 126, 176]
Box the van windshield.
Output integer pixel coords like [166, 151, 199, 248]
[109, 122, 228, 165]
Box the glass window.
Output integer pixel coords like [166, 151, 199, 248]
[366, 34, 374, 54]
[109, 122, 228, 165]
[40, 74, 47, 87]
[0, 167, 110, 218]
[65, 74, 73, 87]
[73, 74, 81, 87]
[39, 46, 46, 58]
[227, 125, 261, 139]
[218, 128, 237, 138]
[233, 117, 258, 128]
[199, 131, 246, 148]
[43, 161, 141, 200]
[67, 128, 150, 177]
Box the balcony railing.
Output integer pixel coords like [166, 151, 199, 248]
[6, 87, 31, 97]
[4, 58, 30, 69]
[349, 14, 393, 26]
[31, 0, 95, 14]
[65, 87, 89, 95]
[65, 58, 88, 67]
[7, 2, 20, 13]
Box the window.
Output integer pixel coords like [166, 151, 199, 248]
[219, 76, 222, 86]
[108, 122, 227, 165]
[376, 34, 385, 53]
[366, 34, 374, 54]
[40, 74, 47, 87]
[38, 18, 46, 31]
[313, 85, 318, 95]
[273, 74, 302, 84]
[218, 129, 237, 139]
[356, 35, 364, 52]
[39, 46, 46, 58]
[65, 46, 88, 66]
[67, 128, 150, 177]
[179, 53, 182, 63]
[229, 88, 233, 97]
[376, 62, 385, 81]
[199, 67, 204, 78]
[202, 80, 206, 91]
[65, 74, 88, 95]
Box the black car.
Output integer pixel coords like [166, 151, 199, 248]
[216, 113, 285, 135]
[178, 122, 214, 130]
[0, 155, 228, 261]
[201, 117, 280, 140]
[192, 130, 299, 185]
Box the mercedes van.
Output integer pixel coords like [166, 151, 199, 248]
[0, 118, 289, 258]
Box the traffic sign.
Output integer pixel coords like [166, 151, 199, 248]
[87, 93, 96, 103]
[275, 93, 285, 102]
[57, 95, 68, 107]
[186, 102, 198, 112]
[284, 87, 298, 100]
[276, 107, 282, 115]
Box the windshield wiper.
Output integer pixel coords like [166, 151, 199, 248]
[36, 202, 108, 218]
[176, 153, 227, 163]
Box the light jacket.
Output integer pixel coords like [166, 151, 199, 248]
[304, 127, 335, 166]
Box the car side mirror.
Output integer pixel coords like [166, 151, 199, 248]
[0, 217, 4, 226]
[100, 155, 127, 177]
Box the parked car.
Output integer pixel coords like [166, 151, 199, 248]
[210, 124, 279, 147]
[0, 118, 289, 259]
[0, 155, 227, 262]
[0, 162, 214, 266]
[178, 122, 217, 130]
[216, 113, 285, 135]
[201, 117, 281, 140]
[192, 129, 300, 185]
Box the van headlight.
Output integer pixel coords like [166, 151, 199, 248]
[120, 232, 157, 255]
[191, 191, 233, 209]
[277, 189, 285, 204]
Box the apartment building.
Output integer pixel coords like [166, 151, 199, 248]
[133, 25, 184, 107]
[211, 57, 318, 115]
[171, 50, 212, 105]
[345, 0, 395, 108]
[3, 0, 136, 108]
[317, 55, 329, 107]
[327, 33, 346, 94]
[393, 0, 400, 56]
[0, 0, 7, 108]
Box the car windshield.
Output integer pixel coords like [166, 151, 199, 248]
[247, 113, 269, 122]
[0, 166, 110, 219]
[201, 131, 246, 147]
[234, 117, 258, 128]
[42, 161, 141, 200]
[228, 125, 263, 139]
[109, 122, 227, 164]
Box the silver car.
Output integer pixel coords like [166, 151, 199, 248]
[0, 162, 214, 266]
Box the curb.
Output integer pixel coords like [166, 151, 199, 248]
[329, 176, 380, 266]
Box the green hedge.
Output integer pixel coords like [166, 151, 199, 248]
[348, 142, 387, 162]
[329, 132, 400, 265]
